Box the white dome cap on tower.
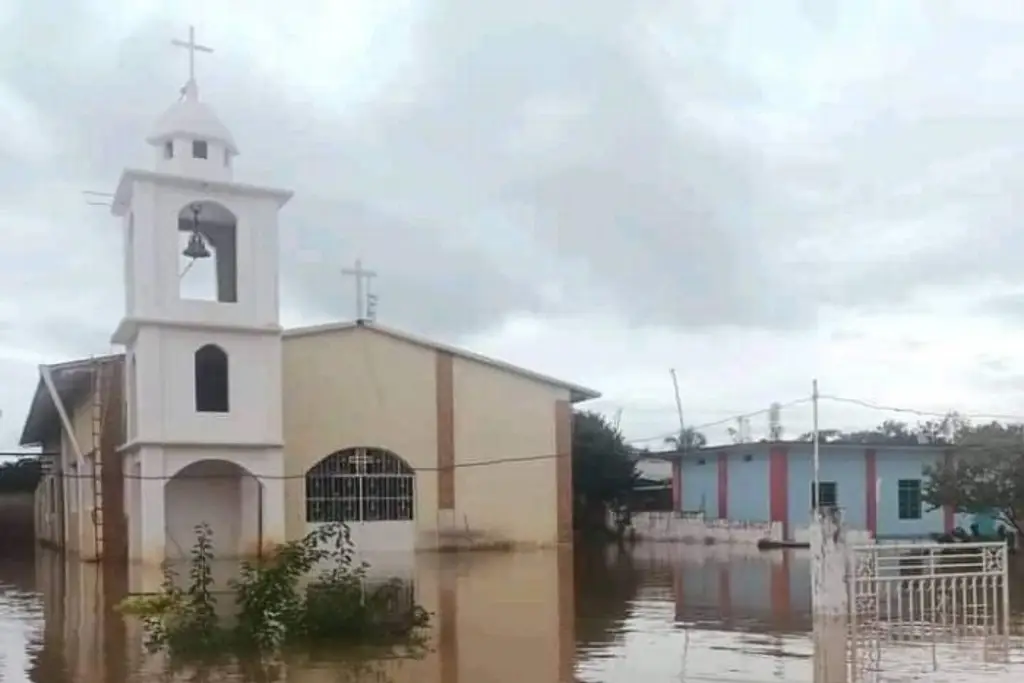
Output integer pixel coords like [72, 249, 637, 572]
[147, 80, 238, 154]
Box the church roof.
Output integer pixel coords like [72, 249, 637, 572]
[146, 80, 238, 154]
[284, 320, 602, 403]
[18, 354, 124, 448]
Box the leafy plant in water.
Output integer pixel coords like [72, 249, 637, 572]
[119, 521, 430, 663]
[119, 523, 223, 657]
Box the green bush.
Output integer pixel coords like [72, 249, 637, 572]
[119, 522, 430, 662]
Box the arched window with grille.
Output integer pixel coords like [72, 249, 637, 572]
[305, 447, 415, 523]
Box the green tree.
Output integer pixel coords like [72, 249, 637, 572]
[662, 427, 707, 451]
[572, 411, 637, 531]
[922, 420, 1024, 536]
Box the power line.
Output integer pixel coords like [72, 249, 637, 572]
[626, 391, 1024, 447]
[48, 450, 574, 481]
[818, 394, 1024, 422]
[626, 396, 813, 444]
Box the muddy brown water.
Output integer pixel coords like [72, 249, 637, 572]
[1, 541, 1023, 682]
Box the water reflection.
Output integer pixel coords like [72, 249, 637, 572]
[0, 542, 1023, 682]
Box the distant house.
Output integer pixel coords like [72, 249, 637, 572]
[646, 441, 972, 540]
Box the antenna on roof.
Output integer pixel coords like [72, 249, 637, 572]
[83, 190, 114, 207]
[768, 402, 783, 441]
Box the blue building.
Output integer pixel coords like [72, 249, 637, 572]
[657, 442, 981, 540]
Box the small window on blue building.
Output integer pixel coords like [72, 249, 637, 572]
[811, 481, 838, 508]
[898, 479, 922, 520]
[697, 457, 706, 465]
[743, 453, 753, 462]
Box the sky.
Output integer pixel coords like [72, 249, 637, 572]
[4, 0, 1024, 451]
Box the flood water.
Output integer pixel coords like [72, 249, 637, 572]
[1, 541, 1023, 682]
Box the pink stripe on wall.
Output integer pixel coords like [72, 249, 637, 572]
[769, 445, 789, 538]
[865, 448, 877, 537]
[943, 448, 955, 533]
[717, 451, 729, 518]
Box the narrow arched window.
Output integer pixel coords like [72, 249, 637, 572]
[194, 344, 229, 413]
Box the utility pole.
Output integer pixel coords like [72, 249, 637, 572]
[812, 378, 820, 511]
[669, 368, 685, 448]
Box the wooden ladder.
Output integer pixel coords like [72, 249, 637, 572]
[90, 361, 105, 561]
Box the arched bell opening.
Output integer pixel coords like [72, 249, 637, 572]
[177, 200, 237, 303]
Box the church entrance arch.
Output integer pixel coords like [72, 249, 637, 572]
[304, 447, 416, 554]
[164, 459, 264, 574]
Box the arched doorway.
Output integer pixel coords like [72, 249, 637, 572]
[304, 447, 416, 554]
[164, 459, 263, 569]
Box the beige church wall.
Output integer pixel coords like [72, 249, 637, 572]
[282, 328, 441, 546]
[448, 357, 571, 548]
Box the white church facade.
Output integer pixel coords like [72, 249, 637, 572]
[19, 27, 598, 570]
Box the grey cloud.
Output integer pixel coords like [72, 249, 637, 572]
[348, 0, 821, 329]
[7, 0, 1024, 446]
[14, 1, 1020, 355]
[0, 11, 552, 352]
[976, 355, 1010, 374]
[978, 293, 1024, 323]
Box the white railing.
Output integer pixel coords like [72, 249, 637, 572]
[848, 541, 1012, 680]
[850, 541, 1010, 639]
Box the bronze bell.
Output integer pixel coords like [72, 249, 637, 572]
[183, 230, 211, 259]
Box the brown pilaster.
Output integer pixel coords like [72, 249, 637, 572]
[435, 351, 456, 510]
[438, 567, 459, 683]
[555, 399, 573, 545]
[557, 546, 575, 682]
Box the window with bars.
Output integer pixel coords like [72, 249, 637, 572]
[898, 479, 922, 520]
[305, 447, 415, 523]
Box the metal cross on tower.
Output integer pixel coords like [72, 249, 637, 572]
[341, 258, 378, 322]
[172, 25, 214, 85]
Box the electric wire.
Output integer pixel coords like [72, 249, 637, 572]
[14, 392, 1024, 473]
[818, 394, 1024, 423]
[626, 396, 813, 444]
[50, 450, 575, 480]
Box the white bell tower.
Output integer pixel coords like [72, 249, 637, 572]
[111, 26, 291, 568]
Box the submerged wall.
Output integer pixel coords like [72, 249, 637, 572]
[625, 511, 875, 546]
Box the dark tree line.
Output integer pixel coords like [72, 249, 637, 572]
[796, 414, 967, 446]
[0, 457, 42, 494]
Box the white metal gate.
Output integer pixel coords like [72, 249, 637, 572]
[305, 447, 417, 553]
[849, 541, 1011, 677]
